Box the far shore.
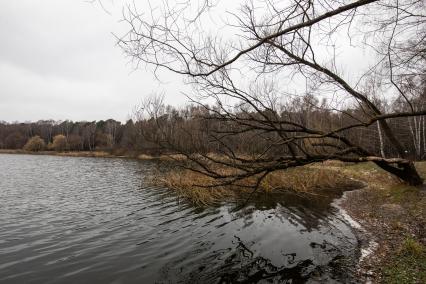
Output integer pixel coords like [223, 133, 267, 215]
[0, 149, 170, 160]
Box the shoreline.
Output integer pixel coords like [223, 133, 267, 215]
[332, 186, 378, 282]
[337, 163, 426, 283]
[0, 149, 166, 160]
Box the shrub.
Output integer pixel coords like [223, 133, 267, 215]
[51, 135, 67, 151]
[23, 136, 46, 152]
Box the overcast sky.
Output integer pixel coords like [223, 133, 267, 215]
[0, 0, 188, 123]
[0, 0, 375, 123]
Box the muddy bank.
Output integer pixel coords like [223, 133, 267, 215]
[337, 163, 426, 283]
[333, 187, 378, 282]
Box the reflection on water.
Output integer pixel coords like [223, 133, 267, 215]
[0, 154, 360, 283]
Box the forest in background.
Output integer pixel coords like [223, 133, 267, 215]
[1, 90, 425, 160]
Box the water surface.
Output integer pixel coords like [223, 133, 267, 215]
[0, 154, 360, 283]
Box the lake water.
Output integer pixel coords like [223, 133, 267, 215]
[0, 154, 361, 283]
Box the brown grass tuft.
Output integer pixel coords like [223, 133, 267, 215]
[137, 154, 155, 160]
[148, 165, 360, 205]
[55, 151, 111, 158]
[149, 169, 236, 206]
[261, 167, 356, 194]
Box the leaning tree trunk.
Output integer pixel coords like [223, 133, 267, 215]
[375, 161, 424, 186]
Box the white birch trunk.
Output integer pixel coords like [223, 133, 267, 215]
[377, 121, 385, 158]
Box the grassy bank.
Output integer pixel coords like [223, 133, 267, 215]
[338, 162, 426, 283]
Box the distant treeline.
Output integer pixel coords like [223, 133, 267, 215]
[0, 119, 149, 154]
[1, 93, 425, 160]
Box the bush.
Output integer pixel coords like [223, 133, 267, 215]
[51, 135, 67, 151]
[23, 136, 46, 152]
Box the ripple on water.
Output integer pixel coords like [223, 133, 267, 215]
[0, 154, 361, 283]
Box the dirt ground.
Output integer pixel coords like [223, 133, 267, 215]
[338, 162, 426, 284]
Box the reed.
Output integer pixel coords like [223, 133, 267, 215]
[148, 165, 358, 205]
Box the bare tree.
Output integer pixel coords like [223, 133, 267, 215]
[119, 0, 426, 186]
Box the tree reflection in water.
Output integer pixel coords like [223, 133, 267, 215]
[216, 236, 314, 283]
[162, 234, 358, 283]
[159, 189, 361, 283]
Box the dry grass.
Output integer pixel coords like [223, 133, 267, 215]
[321, 159, 347, 167]
[261, 167, 357, 194]
[148, 165, 360, 205]
[339, 162, 401, 190]
[163, 154, 188, 161]
[137, 153, 187, 161]
[415, 161, 426, 177]
[152, 170, 236, 206]
[0, 149, 116, 158]
[137, 154, 155, 160]
[55, 151, 112, 158]
[0, 149, 26, 154]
